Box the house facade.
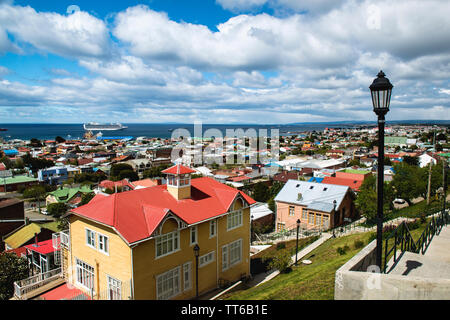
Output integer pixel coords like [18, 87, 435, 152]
[274, 180, 357, 232]
[63, 164, 255, 300]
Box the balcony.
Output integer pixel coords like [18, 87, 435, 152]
[14, 267, 64, 300]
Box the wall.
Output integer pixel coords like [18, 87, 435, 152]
[335, 241, 450, 300]
[132, 198, 251, 300]
[68, 215, 133, 299]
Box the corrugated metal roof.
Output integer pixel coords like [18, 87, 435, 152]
[274, 180, 350, 213]
[3, 222, 60, 249]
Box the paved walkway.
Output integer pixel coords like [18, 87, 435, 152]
[248, 232, 332, 288]
[387, 225, 450, 278]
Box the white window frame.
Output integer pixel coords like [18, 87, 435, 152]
[75, 258, 95, 292]
[156, 266, 181, 300]
[227, 210, 243, 231]
[98, 233, 109, 256]
[229, 239, 242, 267]
[190, 226, 198, 246]
[199, 251, 215, 268]
[222, 245, 228, 271]
[107, 275, 122, 300]
[155, 231, 180, 259]
[85, 228, 96, 249]
[209, 220, 217, 238]
[222, 239, 242, 271]
[183, 262, 192, 292]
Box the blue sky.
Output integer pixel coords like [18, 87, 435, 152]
[0, 0, 449, 124]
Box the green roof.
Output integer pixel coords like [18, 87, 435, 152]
[3, 222, 60, 249]
[342, 169, 371, 175]
[47, 186, 93, 203]
[2, 175, 38, 185]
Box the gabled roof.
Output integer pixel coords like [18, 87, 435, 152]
[25, 239, 55, 255]
[274, 180, 350, 213]
[70, 177, 255, 245]
[161, 164, 196, 175]
[3, 222, 60, 249]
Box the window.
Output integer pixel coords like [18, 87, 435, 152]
[302, 209, 307, 220]
[190, 226, 197, 245]
[315, 214, 322, 226]
[98, 234, 109, 255]
[209, 220, 217, 238]
[183, 262, 192, 291]
[323, 215, 329, 229]
[308, 213, 314, 225]
[229, 239, 242, 267]
[107, 276, 122, 300]
[86, 229, 96, 248]
[156, 231, 180, 258]
[199, 251, 215, 268]
[76, 258, 94, 291]
[156, 266, 181, 300]
[289, 206, 295, 216]
[222, 246, 228, 271]
[222, 239, 242, 270]
[227, 210, 243, 231]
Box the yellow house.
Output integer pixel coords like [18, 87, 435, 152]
[63, 164, 255, 300]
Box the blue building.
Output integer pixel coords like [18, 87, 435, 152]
[37, 166, 68, 185]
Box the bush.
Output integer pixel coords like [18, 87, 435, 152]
[266, 251, 292, 273]
[337, 245, 350, 255]
[276, 242, 286, 250]
[47, 202, 68, 218]
[354, 240, 365, 249]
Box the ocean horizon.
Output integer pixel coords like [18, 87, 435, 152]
[0, 120, 448, 141]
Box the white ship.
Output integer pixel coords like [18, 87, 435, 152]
[83, 122, 128, 131]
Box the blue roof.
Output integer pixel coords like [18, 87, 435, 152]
[308, 177, 324, 183]
[96, 136, 133, 141]
[3, 149, 18, 155]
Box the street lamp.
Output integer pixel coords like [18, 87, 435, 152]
[295, 219, 301, 265]
[193, 244, 200, 299]
[370, 70, 394, 270]
[332, 200, 337, 238]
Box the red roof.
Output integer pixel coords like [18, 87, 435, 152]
[4, 246, 27, 258]
[228, 175, 252, 182]
[162, 164, 196, 175]
[71, 177, 255, 244]
[24, 239, 55, 255]
[39, 283, 91, 300]
[99, 179, 135, 190]
[322, 177, 363, 191]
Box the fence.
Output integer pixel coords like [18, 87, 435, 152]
[254, 223, 324, 244]
[14, 267, 63, 299]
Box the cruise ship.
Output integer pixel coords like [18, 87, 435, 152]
[83, 122, 128, 131]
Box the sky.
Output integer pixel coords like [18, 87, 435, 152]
[0, 0, 449, 124]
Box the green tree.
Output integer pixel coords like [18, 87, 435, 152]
[110, 163, 135, 181]
[47, 202, 68, 218]
[252, 183, 271, 202]
[403, 156, 419, 166]
[391, 163, 427, 205]
[55, 136, 66, 144]
[23, 185, 46, 213]
[142, 164, 170, 179]
[118, 169, 139, 181]
[79, 192, 95, 206]
[0, 253, 29, 300]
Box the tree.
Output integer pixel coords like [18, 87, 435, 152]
[79, 192, 95, 206]
[55, 136, 66, 144]
[23, 185, 46, 213]
[403, 156, 419, 166]
[110, 163, 135, 181]
[142, 164, 170, 179]
[0, 252, 29, 300]
[355, 175, 394, 223]
[391, 163, 427, 205]
[47, 202, 68, 218]
[252, 183, 271, 202]
[118, 169, 139, 181]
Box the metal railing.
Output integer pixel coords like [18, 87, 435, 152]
[383, 208, 449, 273]
[14, 267, 63, 299]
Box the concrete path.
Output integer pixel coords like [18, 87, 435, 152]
[249, 232, 332, 288]
[387, 225, 450, 279]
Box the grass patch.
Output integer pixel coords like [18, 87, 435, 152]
[221, 232, 375, 300]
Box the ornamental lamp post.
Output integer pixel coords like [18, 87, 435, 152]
[332, 200, 337, 238]
[193, 244, 200, 299]
[295, 219, 301, 265]
[369, 70, 394, 271]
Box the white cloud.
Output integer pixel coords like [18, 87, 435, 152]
[0, 3, 110, 58]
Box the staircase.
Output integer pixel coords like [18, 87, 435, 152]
[386, 225, 450, 278]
